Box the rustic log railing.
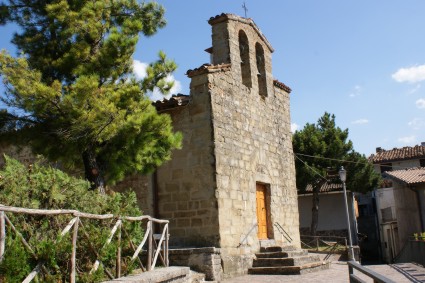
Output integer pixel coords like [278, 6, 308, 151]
[300, 234, 347, 251]
[0, 204, 169, 283]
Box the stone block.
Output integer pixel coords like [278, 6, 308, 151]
[173, 192, 190, 202]
[191, 218, 203, 227]
[162, 202, 176, 212]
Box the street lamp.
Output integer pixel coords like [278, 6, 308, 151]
[339, 166, 355, 261]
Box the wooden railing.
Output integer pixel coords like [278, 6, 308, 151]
[0, 204, 169, 283]
[301, 235, 347, 261]
[347, 261, 396, 283]
[301, 235, 347, 251]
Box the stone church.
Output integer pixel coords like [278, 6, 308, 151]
[116, 13, 302, 277]
[1, 13, 305, 279]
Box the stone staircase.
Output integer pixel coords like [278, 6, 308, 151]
[248, 246, 330, 275]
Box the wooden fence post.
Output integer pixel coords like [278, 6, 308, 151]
[0, 211, 5, 263]
[164, 224, 169, 267]
[70, 217, 79, 283]
[147, 221, 153, 271]
[116, 220, 121, 278]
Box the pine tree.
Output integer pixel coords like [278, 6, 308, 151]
[0, 0, 182, 192]
[293, 112, 380, 235]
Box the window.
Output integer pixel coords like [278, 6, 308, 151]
[255, 43, 267, 97]
[239, 30, 252, 88]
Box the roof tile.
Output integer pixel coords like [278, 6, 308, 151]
[302, 182, 343, 193]
[273, 80, 292, 93]
[369, 145, 425, 163]
[153, 94, 190, 111]
[186, 63, 231, 78]
[385, 167, 425, 185]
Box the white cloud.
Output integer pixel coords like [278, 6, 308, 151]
[291, 123, 298, 133]
[349, 85, 362, 98]
[351, 119, 369, 125]
[397, 135, 416, 144]
[408, 118, 425, 130]
[416, 98, 425, 109]
[133, 60, 183, 101]
[149, 75, 182, 101]
[133, 60, 148, 79]
[392, 64, 425, 83]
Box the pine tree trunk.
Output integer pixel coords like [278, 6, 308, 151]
[310, 185, 319, 236]
[82, 149, 105, 194]
[310, 180, 326, 236]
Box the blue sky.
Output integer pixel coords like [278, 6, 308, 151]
[1, 1, 425, 156]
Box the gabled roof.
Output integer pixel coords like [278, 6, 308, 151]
[369, 145, 425, 163]
[385, 167, 425, 185]
[208, 13, 274, 53]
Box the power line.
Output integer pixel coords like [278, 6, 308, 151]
[294, 153, 362, 165]
[293, 152, 415, 170]
[294, 154, 327, 181]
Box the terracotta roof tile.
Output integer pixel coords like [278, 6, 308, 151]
[152, 94, 190, 111]
[273, 80, 292, 93]
[385, 167, 425, 185]
[369, 145, 425, 163]
[186, 63, 231, 78]
[302, 182, 343, 193]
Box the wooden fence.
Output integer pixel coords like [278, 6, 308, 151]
[0, 204, 169, 282]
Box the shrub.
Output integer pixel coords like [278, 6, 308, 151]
[0, 156, 144, 282]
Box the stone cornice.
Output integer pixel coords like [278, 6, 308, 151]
[186, 63, 232, 78]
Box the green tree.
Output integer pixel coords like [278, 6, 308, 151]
[293, 112, 380, 235]
[0, 0, 181, 192]
[0, 156, 144, 282]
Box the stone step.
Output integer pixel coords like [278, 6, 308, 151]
[260, 245, 297, 253]
[252, 255, 321, 268]
[248, 261, 331, 275]
[255, 250, 308, 258]
[259, 239, 277, 249]
[189, 270, 205, 283]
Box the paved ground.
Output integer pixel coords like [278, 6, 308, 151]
[221, 262, 425, 283]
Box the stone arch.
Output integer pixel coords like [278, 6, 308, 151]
[239, 30, 252, 88]
[255, 43, 267, 97]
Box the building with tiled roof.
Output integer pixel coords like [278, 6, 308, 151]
[133, 12, 302, 278]
[369, 143, 425, 174]
[298, 181, 359, 245]
[381, 167, 425, 260]
[370, 143, 425, 264]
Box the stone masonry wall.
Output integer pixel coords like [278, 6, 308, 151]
[205, 15, 301, 276]
[155, 79, 220, 248]
[114, 174, 152, 216]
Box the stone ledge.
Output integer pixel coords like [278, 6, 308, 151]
[102, 266, 190, 283]
[169, 247, 221, 255]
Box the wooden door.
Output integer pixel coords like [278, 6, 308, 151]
[256, 184, 268, 239]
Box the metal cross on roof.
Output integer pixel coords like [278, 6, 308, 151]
[242, 1, 248, 18]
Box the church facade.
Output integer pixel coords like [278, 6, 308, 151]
[128, 13, 301, 275]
